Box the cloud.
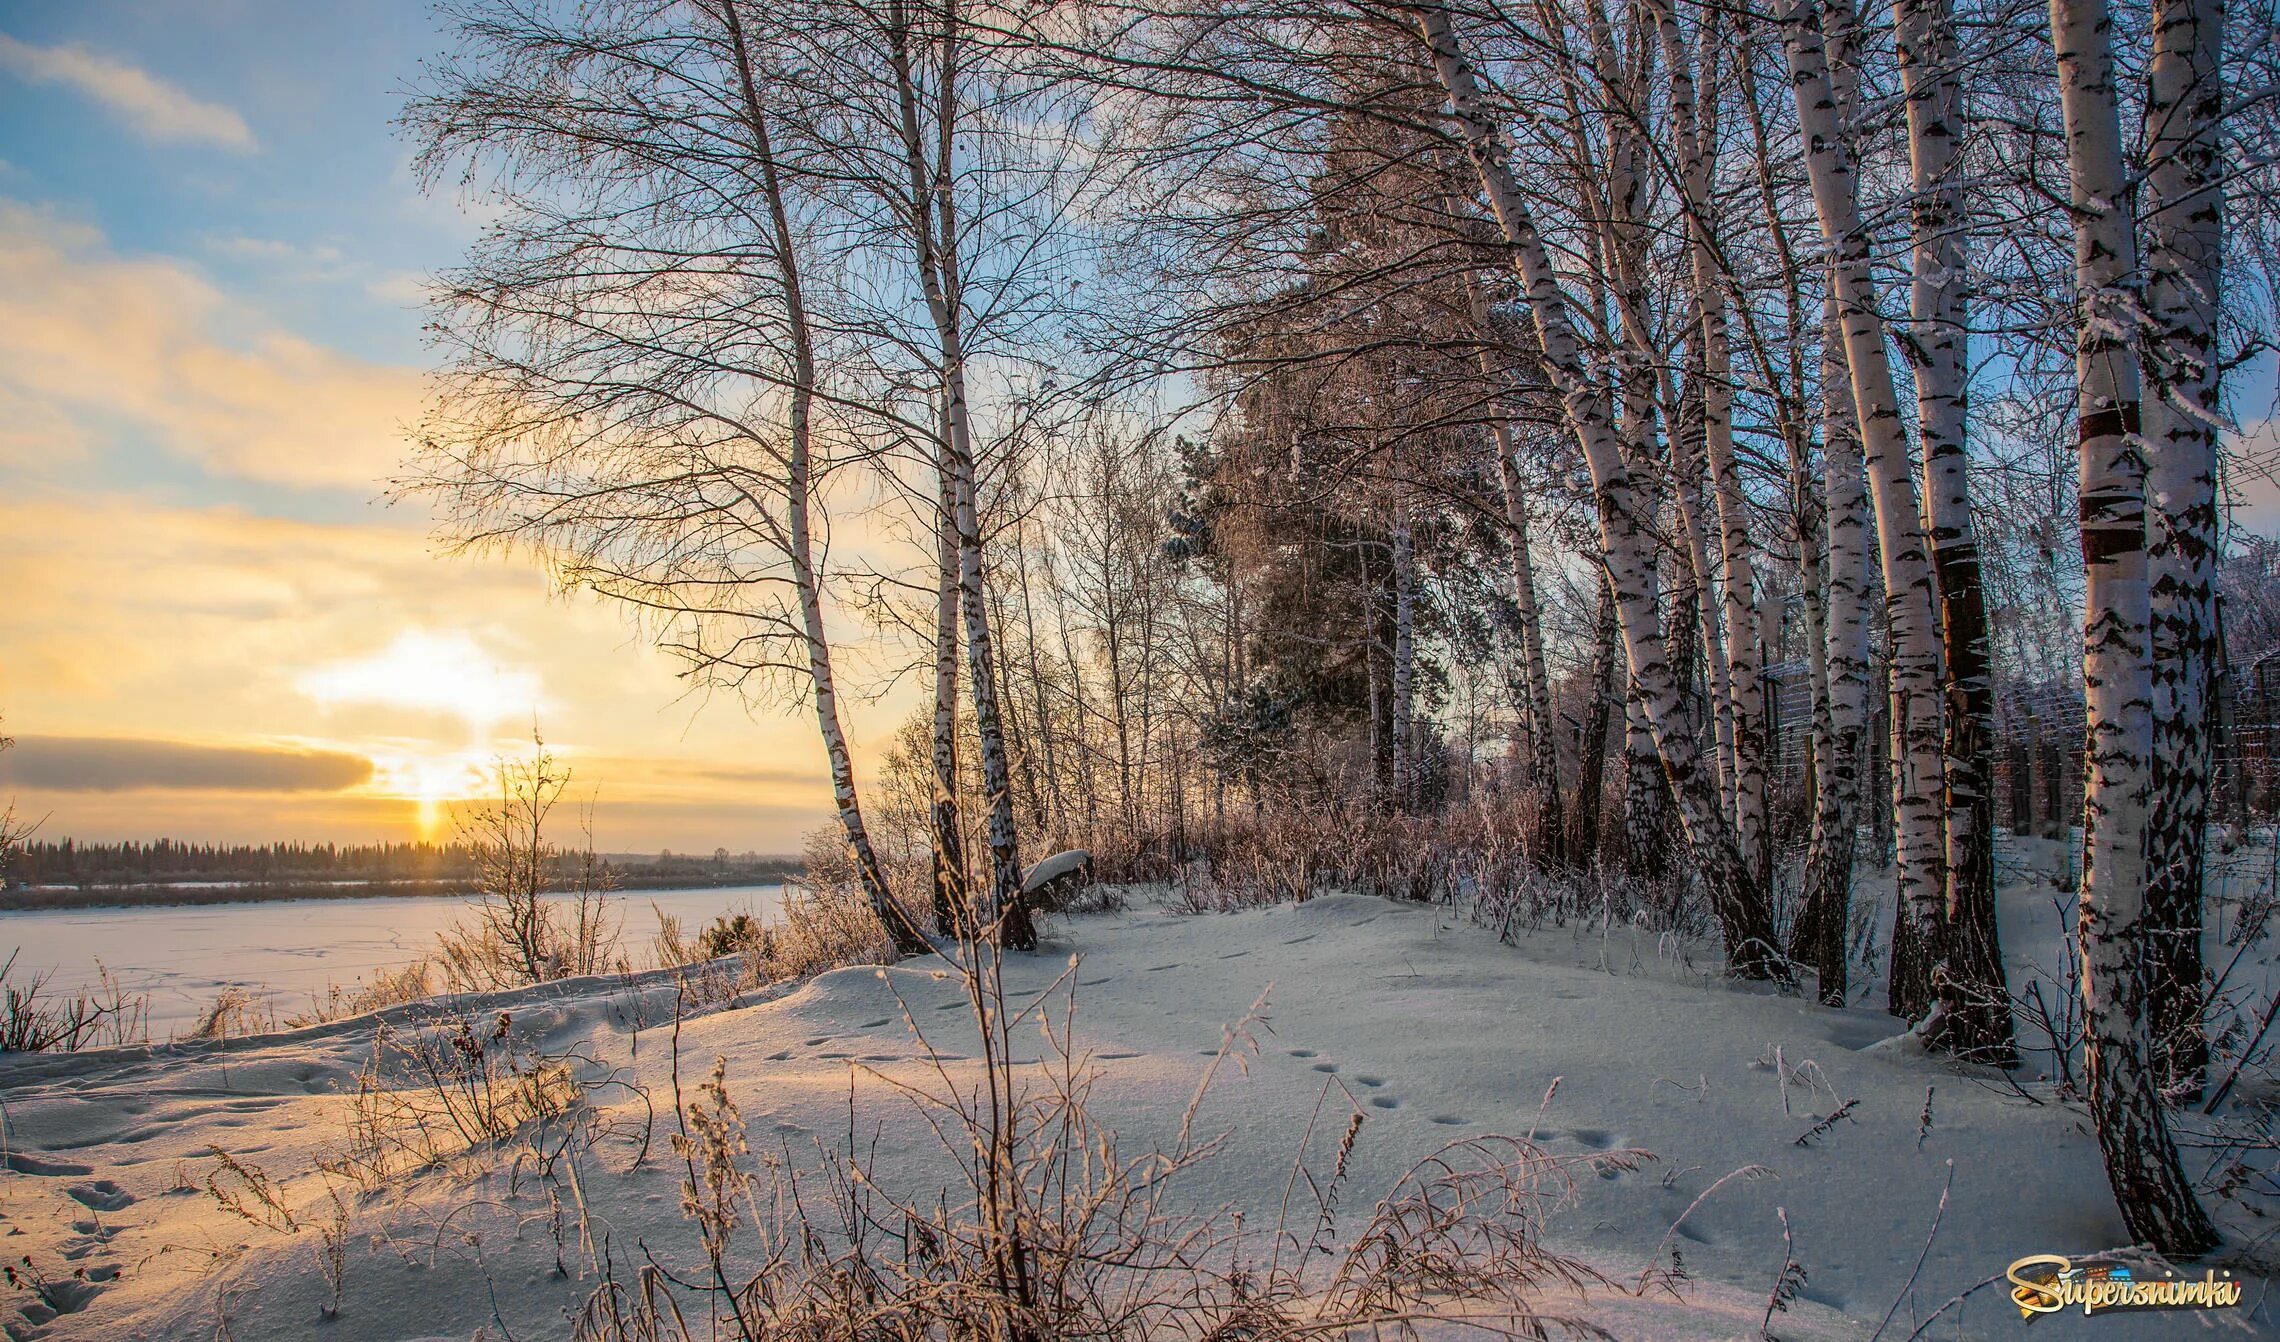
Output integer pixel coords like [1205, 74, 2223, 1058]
[0, 735, 372, 793]
[0, 33, 254, 152]
[0, 202, 425, 488]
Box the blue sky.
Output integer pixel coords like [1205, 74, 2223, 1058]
[0, 2, 871, 851]
[0, 2, 452, 362]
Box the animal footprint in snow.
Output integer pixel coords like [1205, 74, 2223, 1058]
[1353, 1075, 1385, 1088]
[860, 1018, 893, 1029]
[1286, 1048, 1317, 1058]
[1369, 1095, 1401, 1110]
[3, 1153, 91, 1177]
[1428, 1114, 1468, 1126]
[1312, 1062, 1339, 1074]
[66, 1182, 134, 1213]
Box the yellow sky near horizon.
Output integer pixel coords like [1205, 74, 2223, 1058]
[0, 200, 926, 855]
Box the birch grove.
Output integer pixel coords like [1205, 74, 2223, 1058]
[408, 0, 2280, 1255]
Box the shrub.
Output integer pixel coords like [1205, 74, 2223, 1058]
[0, 952, 146, 1053]
[698, 913, 768, 959]
[435, 735, 621, 992]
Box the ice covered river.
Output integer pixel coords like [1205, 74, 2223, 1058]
[0, 884, 787, 1039]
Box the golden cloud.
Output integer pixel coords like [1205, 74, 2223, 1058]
[0, 201, 424, 488]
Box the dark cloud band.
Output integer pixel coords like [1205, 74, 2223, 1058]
[0, 736, 373, 793]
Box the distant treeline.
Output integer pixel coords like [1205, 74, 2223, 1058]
[2, 838, 800, 901]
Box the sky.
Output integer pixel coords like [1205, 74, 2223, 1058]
[0, 1, 905, 854]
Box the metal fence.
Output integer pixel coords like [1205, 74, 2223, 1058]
[1760, 652, 2280, 835]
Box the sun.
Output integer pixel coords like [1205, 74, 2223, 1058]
[293, 630, 545, 841]
[364, 749, 494, 840]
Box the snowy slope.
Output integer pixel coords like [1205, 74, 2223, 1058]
[0, 891, 2264, 1339]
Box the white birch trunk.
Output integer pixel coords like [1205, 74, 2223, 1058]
[722, 6, 923, 953]
[930, 443, 965, 937]
[1896, 0, 2013, 1061]
[1806, 285, 1873, 1005]
[1416, 1, 1783, 979]
[887, 14, 1032, 950]
[2142, 0, 2225, 1095]
[2050, 0, 2216, 1251]
[1785, 1, 1950, 1019]
[1493, 423, 1566, 853]
[1653, 0, 1768, 882]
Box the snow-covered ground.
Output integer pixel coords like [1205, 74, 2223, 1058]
[0, 883, 2270, 1339]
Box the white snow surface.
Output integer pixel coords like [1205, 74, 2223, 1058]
[1021, 848, 1092, 894]
[1, 890, 2267, 1339]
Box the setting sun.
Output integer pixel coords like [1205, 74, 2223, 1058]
[362, 747, 495, 838]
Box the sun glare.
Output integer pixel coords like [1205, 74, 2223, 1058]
[364, 749, 494, 839]
[295, 629, 544, 734]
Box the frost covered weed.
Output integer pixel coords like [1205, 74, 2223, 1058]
[1157, 803, 1720, 962]
[334, 1010, 634, 1186]
[186, 989, 278, 1042]
[286, 959, 438, 1029]
[742, 881, 898, 984]
[204, 1148, 298, 1235]
[0, 952, 146, 1053]
[574, 922, 1641, 1341]
[199, 1151, 356, 1321]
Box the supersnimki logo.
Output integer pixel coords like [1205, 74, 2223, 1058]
[2006, 1254, 2241, 1321]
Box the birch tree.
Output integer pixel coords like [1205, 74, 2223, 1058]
[2141, 0, 2226, 1096]
[2049, 0, 2217, 1252]
[931, 419, 968, 935]
[1651, 0, 1771, 885]
[1894, 0, 2012, 1061]
[406, 0, 931, 952]
[1784, 0, 1957, 1026]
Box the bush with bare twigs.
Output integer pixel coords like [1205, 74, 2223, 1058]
[435, 734, 621, 992]
[285, 959, 440, 1030]
[333, 1009, 645, 1187]
[0, 952, 146, 1053]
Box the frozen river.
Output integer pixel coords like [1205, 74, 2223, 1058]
[0, 884, 787, 1039]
